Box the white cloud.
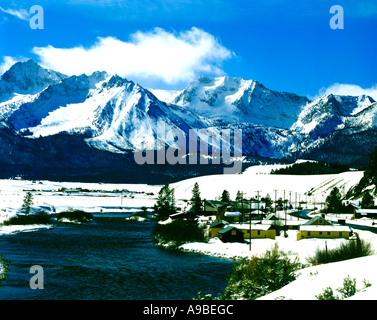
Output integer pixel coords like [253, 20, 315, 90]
[0, 56, 18, 75]
[316, 83, 377, 101]
[0, 7, 29, 21]
[32, 27, 233, 86]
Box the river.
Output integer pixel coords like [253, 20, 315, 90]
[0, 217, 235, 300]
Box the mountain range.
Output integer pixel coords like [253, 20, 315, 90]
[0, 59, 376, 183]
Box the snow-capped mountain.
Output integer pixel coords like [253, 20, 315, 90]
[4, 72, 210, 154]
[291, 94, 377, 155]
[173, 75, 310, 129]
[0, 60, 376, 182]
[0, 59, 66, 102]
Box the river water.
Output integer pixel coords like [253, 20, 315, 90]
[0, 217, 234, 300]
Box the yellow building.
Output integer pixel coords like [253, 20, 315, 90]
[297, 225, 352, 241]
[231, 223, 276, 240]
[208, 220, 227, 238]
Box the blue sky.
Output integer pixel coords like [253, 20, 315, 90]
[0, 0, 376, 99]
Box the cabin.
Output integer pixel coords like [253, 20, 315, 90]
[203, 201, 222, 216]
[216, 204, 239, 221]
[231, 223, 276, 240]
[217, 226, 244, 243]
[297, 225, 352, 240]
[208, 220, 228, 238]
[223, 211, 242, 223]
[355, 209, 377, 219]
[248, 210, 266, 220]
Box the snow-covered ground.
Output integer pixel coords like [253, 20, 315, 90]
[179, 229, 377, 300]
[0, 162, 376, 300]
[0, 224, 54, 235]
[179, 229, 377, 262]
[258, 254, 377, 300]
[171, 162, 364, 201]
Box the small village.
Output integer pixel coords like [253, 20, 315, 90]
[166, 189, 377, 249]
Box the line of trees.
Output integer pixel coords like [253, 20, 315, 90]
[152, 183, 207, 248]
[271, 161, 350, 175]
[353, 146, 377, 196]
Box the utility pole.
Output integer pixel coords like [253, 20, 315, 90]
[240, 191, 245, 224]
[273, 189, 278, 214]
[283, 190, 287, 237]
[249, 196, 252, 251]
[256, 191, 261, 221]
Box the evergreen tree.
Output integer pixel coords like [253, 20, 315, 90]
[188, 182, 202, 222]
[365, 146, 377, 187]
[326, 187, 343, 213]
[235, 191, 243, 203]
[235, 190, 244, 212]
[263, 194, 273, 212]
[221, 190, 231, 203]
[361, 192, 375, 209]
[153, 184, 176, 221]
[22, 192, 34, 214]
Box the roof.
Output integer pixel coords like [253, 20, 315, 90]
[230, 223, 273, 231]
[224, 211, 241, 217]
[299, 225, 352, 232]
[204, 201, 222, 208]
[356, 209, 377, 215]
[261, 220, 302, 226]
[169, 212, 186, 218]
[304, 216, 331, 225]
[218, 226, 241, 234]
[209, 220, 226, 228]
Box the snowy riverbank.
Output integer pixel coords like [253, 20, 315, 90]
[179, 229, 377, 263]
[0, 224, 54, 235]
[179, 228, 377, 300]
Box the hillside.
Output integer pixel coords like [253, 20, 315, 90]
[259, 254, 377, 300]
[171, 160, 363, 201]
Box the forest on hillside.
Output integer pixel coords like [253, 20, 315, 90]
[270, 161, 350, 175]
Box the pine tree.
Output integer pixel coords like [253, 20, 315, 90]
[235, 191, 243, 203]
[153, 184, 176, 221]
[22, 192, 34, 214]
[263, 194, 273, 212]
[326, 187, 343, 213]
[188, 182, 202, 222]
[235, 190, 244, 212]
[361, 192, 374, 209]
[365, 146, 377, 187]
[221, 190, 231, 203]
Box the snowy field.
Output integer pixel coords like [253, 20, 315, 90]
[0, 162, 377, 299]
[0, 179, 162, 225]
[171, 161, 364, 201]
